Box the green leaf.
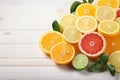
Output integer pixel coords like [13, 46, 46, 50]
[70, 1, 81, 13]
[88, 62, 103, 72]
[88, 0, 94, 3]
[100, 53, 108, 66]
[83, 0, 87, 3]
[107, 64, 116, 76]
[52, 20, 61, 32]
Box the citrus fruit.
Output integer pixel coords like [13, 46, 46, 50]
[104, 34, 120, 56]
[76, 16, 98, 33]
[76, 3, 96, 17]
[78, 32, 106, 58]
[59, 14, 77, 31]
[98, 20, 120, 36]
[63, 27, 82, 43]
[72, 54, 88, 70]
[50, 42, 75, 64]
[95, 6, 116, 22]
[116, 8, 120, 18]
[109, 50, 120, 72]
[115, 17, 120, 25]
[97, 0, 119, 9]
[39, 31, 64, 54]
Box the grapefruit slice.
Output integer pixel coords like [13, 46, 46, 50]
[78, 32, 106, 58]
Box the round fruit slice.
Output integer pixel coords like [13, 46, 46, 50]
[76, 3, 96, 17]
[95, 6, 116, 22]
[109, 50, 120, 72]
[72, 54, 88, 70]
[39, 31, 64, 54]
[76, 16, 98, 33]
[63, 27, 82, 43]
[116, 8, 120, 18]
[50, 42, 75, 64]
[98, 20, 120, 36]
[104, 34, 120, 56]
[97, 0, 119, 9]
[78, 32, 106, 58]
[59, 14, 77, 31]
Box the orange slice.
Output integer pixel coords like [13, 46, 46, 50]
[97, 0, 119, 9]
[39, 31, 64, 54]
[50, 42, 75, 64]
[76, 3, 96, 17]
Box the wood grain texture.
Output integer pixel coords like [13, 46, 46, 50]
[0, 0, 119, 79]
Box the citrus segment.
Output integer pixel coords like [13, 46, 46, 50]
[98, 20, 120, 36]
[50, 42, 75, 64]
[72, 54, 88, 70]
[76, 16, 98, 33]
[109, 50, 120, 72]
[63, 27, 82, 43]
[104, 34, 120, 56]
[39, 31, 64, 54]
[95, 6, 116, 22]
[76, 3, 96, 17]
[97, 0, 119, 9]
[78, 32, 106, 58]
[59, 14, 77, 31]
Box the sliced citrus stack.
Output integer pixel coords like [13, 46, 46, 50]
[104, 34, 120, 56]
[59, 14, 77, 31]
[39, 31, 64, 54]
[98, 20, 120, 36]
[109, 50, 120, 72]
[72, 54, 88, 70]
[50, 42, 75, 64]
[63, 27, 82, 43]
[76, 16, 98, 33]
[95, 6, 116, 22]
[97, 0, 119, 9]
[78, 32, 106, 58]
[76, 3, 96, 17]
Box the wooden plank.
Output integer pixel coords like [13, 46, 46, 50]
[0, 30, 48, 43]
[0, 66, 117, 80]
[0, 44, 47, 58]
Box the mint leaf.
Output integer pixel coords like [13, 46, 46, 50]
[88, 0, 94, 3]
[52, 20, 61, 32]
[100, 53, 108, 66]
[70, 1, 81, 13]
[83, 0, 87, 3]
[107, 64, 116, 76]
[88, 62, 103, 72]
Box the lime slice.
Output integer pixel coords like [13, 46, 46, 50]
[72, 54, 88, 70]
[63, 27, 82, 43]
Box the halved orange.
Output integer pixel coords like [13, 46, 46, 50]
[39, 31, 64, 54]
[97, 0, 119, 9]
[50, 42, 75, 64]
[76, 3, 96, 17]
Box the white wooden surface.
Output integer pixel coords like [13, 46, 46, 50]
[0, 0, 119, 80]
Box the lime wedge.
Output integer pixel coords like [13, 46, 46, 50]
[72, 54, 88, 70]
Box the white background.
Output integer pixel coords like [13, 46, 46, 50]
[0, 0, 119, 80]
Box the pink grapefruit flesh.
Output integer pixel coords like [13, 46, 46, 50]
[78, 32, 106, 58]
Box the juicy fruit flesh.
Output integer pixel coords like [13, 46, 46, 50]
[96, 6, 116, 21]
[51, 42, 75, 64]
[109, 51, 120, 72]
[41, 32, 63, 53]
[80, 33, 104, 54]
[76, 3, 96, 17]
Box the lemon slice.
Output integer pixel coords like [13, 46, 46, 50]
[63, 27, 82, 43]
[95, 6, 116, 22]
[59, 14, 77, 31]
[109, 50, 120, 72]
[76, 16, 98, 33]
[98, 20, 120, 36]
